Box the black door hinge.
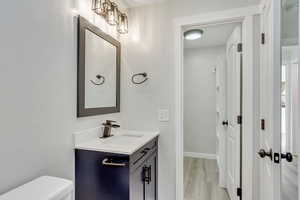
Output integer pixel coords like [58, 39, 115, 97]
[237, 43, 243, 52]
[237, 187, 242, 197]
[237, 115, 242, 124]
[261, 33, 265, 44]
[261, 119, 265, 130]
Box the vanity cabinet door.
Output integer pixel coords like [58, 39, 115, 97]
[130, 165, 145, 200]
[75, 150, 130, 200]
[145, 153, 157, 200]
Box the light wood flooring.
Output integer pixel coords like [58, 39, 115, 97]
[184, 157, 230, 200]
[281, 158, 298, 200]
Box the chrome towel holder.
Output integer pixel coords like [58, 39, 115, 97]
[131, 72, 149, 85]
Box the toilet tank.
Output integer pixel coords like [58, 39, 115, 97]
[0, 176, 73, 200]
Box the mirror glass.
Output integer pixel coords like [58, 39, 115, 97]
[77, 16, 120, 117]
[85, 29, 117, 108]
[281, 0, 299, 199]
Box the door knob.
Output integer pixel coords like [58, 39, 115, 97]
[222, 120, 229, 126]
[281, 153, 293, 162]
[258, 149, 273, 160]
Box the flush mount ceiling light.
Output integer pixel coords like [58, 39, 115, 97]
[184, 29, 204, 40]
[92, 0, 128, 34]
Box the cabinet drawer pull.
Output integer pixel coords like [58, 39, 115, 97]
[102, 158, 126, 167]
[133, 148, 151, 165]
[143, 148, 151, 153]
[143, 166, 151, 184]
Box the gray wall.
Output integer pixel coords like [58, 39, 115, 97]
[0, 0, 125, 194]
[184, 47, 225, 155]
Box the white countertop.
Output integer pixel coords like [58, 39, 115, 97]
[74, 129, 159, 155]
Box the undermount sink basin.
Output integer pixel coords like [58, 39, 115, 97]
[102, 133, 145, 146]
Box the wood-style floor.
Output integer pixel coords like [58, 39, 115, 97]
[184, 157, 230, 200]
[282, 157, 298, 200]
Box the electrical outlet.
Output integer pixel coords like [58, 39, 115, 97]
[158, 109, 169, 122]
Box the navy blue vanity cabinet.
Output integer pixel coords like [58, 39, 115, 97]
[75, 150, 130, 200]
[144, 153, 157, 200]
[75, 137, 158, 200]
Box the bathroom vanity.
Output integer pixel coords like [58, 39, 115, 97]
[75, 16, 158, 200]
[74, 130, 159, 200]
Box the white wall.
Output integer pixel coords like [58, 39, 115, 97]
[184, 46, 225, 155]
[0, 0, 127, 194]
[124, 1, 260, 199]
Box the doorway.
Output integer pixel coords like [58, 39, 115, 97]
[281, 1, 299, 199]
[183, 22, 242, 200]
[173, 7, 260, 200]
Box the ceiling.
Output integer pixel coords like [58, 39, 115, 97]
[184, 22, 240, 49]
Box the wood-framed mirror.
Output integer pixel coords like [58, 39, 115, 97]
[77, 16, 121, 117]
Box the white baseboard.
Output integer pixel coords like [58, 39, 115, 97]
[184, 152, 217, 160]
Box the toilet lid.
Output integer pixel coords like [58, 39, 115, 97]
[0, 176, 73, 200]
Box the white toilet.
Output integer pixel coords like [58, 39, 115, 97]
[0, 176, 73, 200]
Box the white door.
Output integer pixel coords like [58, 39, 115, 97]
[259, 1, 279, 200]
[259, 1, 281, 200]
[216, 54, 227, 188]
[226, 26, 242, 200]
[259, 0, 299, 200]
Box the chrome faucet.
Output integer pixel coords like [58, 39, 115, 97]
[101, 120, 120, 138]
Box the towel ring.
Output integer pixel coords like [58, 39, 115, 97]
[131, 72, 148, 85]
[90, 74, 105, 86]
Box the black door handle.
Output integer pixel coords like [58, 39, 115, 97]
[222, 120, 229, 126]
[258, 149, 273, 160]
[281, 153, 293, 162]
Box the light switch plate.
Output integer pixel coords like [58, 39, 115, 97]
[158, 109, 169, 122]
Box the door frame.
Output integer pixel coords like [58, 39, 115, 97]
[173, 6, 261, 200]
[298, 4, 300, 200]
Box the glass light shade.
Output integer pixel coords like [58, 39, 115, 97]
[106, 2, 118, 25]
[92, 0, 108, 16]
[184, 29, 204, 40]
[117, 13, 128, 34]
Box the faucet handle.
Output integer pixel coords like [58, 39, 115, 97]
[112, 124, 120, 128]
[102, 120, 120, 128]
[102, 120, 116, 126]
[106, 120, 116, 124]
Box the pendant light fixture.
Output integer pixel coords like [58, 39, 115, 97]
[117, 13, 128, 34]
[106, 2, 119, 25]
[92, 0, 128, 34]
[92, 0, 109, 16]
